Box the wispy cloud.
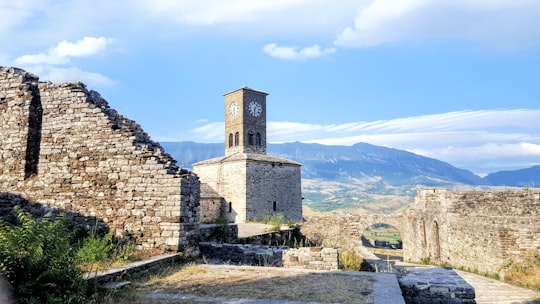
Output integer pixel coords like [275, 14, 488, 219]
[263, 44, 336, 60]
[13, 37, 116, 87]
[334, 0, 540, 49]
[189, 109, 540, 174]
[142, 0, 312, 25]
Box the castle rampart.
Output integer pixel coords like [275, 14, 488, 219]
[0, 67, 200, 251]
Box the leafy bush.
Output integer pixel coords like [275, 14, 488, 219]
[0, 207, 92, 303]
[339, 249, 373, 271]
[76, 232, 114, 266]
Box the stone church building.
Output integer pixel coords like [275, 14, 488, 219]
[193, 87, 303, 223]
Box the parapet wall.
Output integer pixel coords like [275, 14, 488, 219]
[0, 67, 200, 251]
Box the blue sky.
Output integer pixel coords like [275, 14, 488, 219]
[1, 0, 539, 176]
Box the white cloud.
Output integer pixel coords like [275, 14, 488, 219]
[0, 1, 47, 35]
[141, 0, 312, 25]
[334, 0, 540, 48]
[14, 37, 113, 66]
[191, 122, 224, 141]
[12, 37, 115, 88]
[263, 44, 336, 60]
[42, 67, 116, 87]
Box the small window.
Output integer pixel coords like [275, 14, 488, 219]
[228, 133, 233, 147]
[228, 202, 232, 213]
[248, 132, 254, 145]
[256, 133, 261, 146]
[273, 201, 277, 212]
[235, 132, 240, 146]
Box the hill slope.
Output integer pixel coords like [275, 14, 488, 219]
[482, 165, 540, 187]
[161, 141, 484, 213]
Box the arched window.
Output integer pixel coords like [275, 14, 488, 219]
[256, 133, 261, 146]
[421, 218, 427, 248]
[228, 133, 233, 147]
[248, 132, 254, 145]
[234, 132, 240, 146]
[433, 221, 441, 258]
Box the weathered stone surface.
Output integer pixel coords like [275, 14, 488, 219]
[301, 188, 539, 278]
[397, 266, 475, 304]
[0, 66, 200, 251]
[199, 242, 339, 270]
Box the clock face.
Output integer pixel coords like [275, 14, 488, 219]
[248, 100, 262, 117]
[229, 102, 239, 117]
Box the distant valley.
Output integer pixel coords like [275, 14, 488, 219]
[161, 141, 540, 213]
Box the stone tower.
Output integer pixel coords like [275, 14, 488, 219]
[193, 87, 303, 224]
[224, 87, 267, 155]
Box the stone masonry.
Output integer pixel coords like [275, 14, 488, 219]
[301, 188, 540, 278]
[199, 242, 339, 270]
[0, 67, 200, 251]
[404, 188, 540, 277]
[194, 153, 302, 223]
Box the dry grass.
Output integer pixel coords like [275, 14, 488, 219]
[504, 257, 540, 292]
[103, 263, 374, 304]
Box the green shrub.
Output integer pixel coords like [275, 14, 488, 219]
[0, 207, 91, 303]
[76, 232, 114, 265]
[262, 213, 295, 231]
[339, 249, 373, 271]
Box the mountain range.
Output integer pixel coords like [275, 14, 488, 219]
[160, 141, 539, 212]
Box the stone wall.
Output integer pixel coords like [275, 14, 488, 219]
[282, 247, 339, 270]
[199, 242, 339, 270]
[405, 188, 540, 276]
[0, 67, 200, 251]
[302, 188, 539, 277]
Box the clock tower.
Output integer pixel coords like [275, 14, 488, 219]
[194, 86, 303, 224]
[224, 87, 268, 156]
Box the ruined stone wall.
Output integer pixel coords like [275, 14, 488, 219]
[0, 67, 200, 251]
[282, 247, 339, 270]
[199, 243, 339, 270]
[406, 188, 540, 276]
[302, 189, 539, 277]
[300, 212, 363, 249]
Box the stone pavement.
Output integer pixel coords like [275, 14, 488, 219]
[455, 270, 540, 304]
[237, 223, 273, 238]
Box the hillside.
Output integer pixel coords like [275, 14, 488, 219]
[161, 141, 487, 213]
[483, 165, 540, 187]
